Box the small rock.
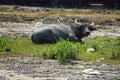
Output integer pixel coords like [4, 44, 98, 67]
[82, 69, 102, 75]
[87, 48, 95, 53]
[96, 57, 105, 62]
[9, 74, 14, 76]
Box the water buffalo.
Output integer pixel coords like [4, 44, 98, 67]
[31, 19, 96, 44]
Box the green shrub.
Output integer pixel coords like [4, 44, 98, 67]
[0, 36, 12, 51]
[55, 39, 80, 64]
[42, 46, 57, 59]
[41, 39, 81, 64]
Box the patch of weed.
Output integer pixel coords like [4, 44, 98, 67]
[42, 39, 81, 64]
[0, 36, 13, 52]
[15, 14, 26, 17]
[0, 7, 13, 12]
[50, 8, 73, 15]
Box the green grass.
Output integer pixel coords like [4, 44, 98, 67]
[15, 14, 26, 17]
[11, 38, 53, 56]
[111, 10, 120, 15]
[49, 8, 73, 16]
[0, 36, 120, 64]
[0, 7, 13, 12]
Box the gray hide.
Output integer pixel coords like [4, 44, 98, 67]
[31, 23, 95, 44]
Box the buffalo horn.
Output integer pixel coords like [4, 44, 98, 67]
[75, 19, 82, 25]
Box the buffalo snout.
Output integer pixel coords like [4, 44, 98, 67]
[85, 32, 90, 36]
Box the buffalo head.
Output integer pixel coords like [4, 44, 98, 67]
[74, 19, 96, 39]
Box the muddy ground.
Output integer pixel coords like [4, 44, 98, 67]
[0, 56, 120, 80]
[0, 5, 120, 80]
